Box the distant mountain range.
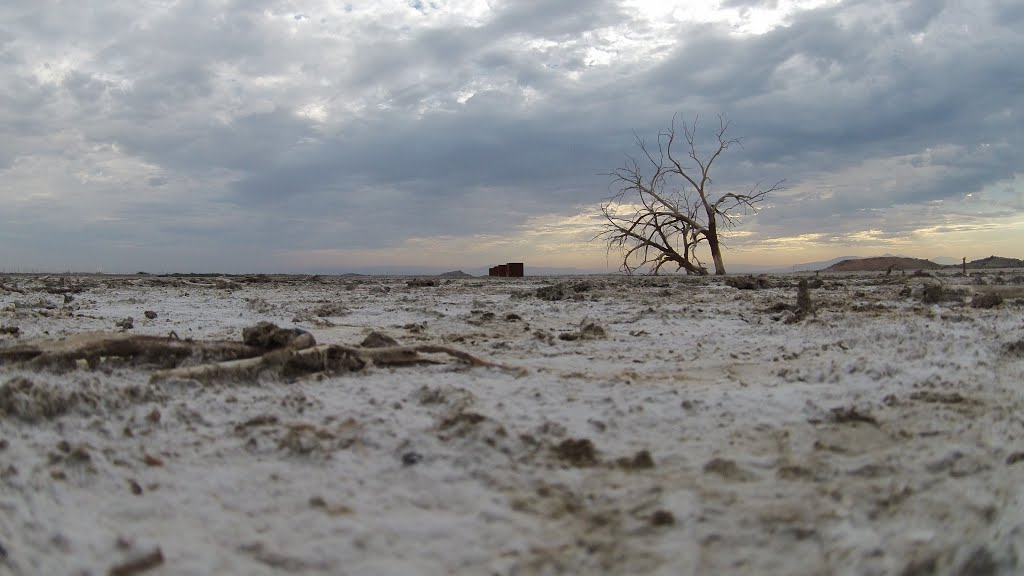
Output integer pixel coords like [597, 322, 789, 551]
[825, 256, 941, 272]
[960, 255, 1024, 269]
[821, 255, 1024, 272]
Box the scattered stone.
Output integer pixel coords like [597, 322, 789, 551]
[618, 450, 655, 470]
[971, 292, 1003, 309]
[406, 278, 438, 287]
[1006, 452, 1024, 466]
[909, 391, 968, 404]
[703, 458, 752, 481]
[234, 414, 279, 432]
[828, 406, 878, 426]
[1004, 339, 1024, 357]
[899, 555, 938, 576]
[310, 303, 349, 317]
[0, 325, 19, 336]
[504, 313, 522, 322]
[402, 451, 423, 466]
[467, 310, 496, 325]
[578, 320, 607, 340]
[958, 546, 997, 576]
[554, 438, 598, 467]
[361, 331, 400, 348]
[278, 424, 332, 455]
[0, 377, 77, 422]
[725, 276, 769, 290]
[438, 411, 487, 431]
[108, 546, 164, 576]
[143, 311, 158, 320]
[536, 283, 568, 301]
[559, 319, 607, 341]
[650, 510, 676, 526]
[116, 317, 134, 330]
[241, 322, 315, 350]
[141, 453, 164, 467]
[402, 322, 427, 333]
[921, 284, 944, 304]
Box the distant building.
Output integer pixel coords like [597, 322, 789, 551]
[489, 262, 525, 277]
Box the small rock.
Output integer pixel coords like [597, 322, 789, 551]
[242, 322, 315, 350]
[828, 406, 878, 425]
[650, 510, 676, 526]
[361, 331, 399, 348]
[108, 547, 164, 576]
[143, 310, 158, 319]
[618, 450, 655, 470]
[554, 438, 598, 467]
[115, 317, 134, 330]
[921, 284, 944, 304]
[578, 320, 607, 340]
[958, 546, 997, 576]
[536, 283, 568, 301]
[971, 292, 1003, 309]
[703, 458, 753, 481]
[725, 275, 769, 290]
[401, 452, 423, 466]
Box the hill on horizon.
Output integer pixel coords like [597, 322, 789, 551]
[826, 256, 942, 272]
[960, 256, 1024, 269]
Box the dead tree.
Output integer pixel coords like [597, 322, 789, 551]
[597, 114, 784, 275]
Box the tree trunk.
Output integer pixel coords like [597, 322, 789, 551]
[705, 212, 727, 275]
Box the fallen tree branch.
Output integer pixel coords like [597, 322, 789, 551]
[0, 333, 278, 370]
[151, 343, 526, 383]
[2, 322, 524, 381]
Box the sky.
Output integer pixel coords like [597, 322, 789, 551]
[1, 0, 1022, 274]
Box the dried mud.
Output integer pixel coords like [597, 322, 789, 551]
[1, 270, 1023, 575]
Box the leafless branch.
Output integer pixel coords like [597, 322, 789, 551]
[596, 114, 784, 275]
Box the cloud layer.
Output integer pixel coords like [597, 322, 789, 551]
[1, 0, 1021, 272]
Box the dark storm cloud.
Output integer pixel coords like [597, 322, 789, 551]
[0, 0, 1021, 272]
[636, 0, 1022, 242]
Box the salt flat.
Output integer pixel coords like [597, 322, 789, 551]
[1, 271, 1023, 575]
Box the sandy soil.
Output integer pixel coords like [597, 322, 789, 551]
[1, 271, 1023, 575]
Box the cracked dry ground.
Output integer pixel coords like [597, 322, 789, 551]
[1, 271, 1023, 575]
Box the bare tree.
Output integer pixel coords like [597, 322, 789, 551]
[597, 115, 784, 275]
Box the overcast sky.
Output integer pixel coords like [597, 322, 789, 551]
[2, 0, 1021, 273]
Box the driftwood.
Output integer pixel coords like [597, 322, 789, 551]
[0, 333, 275, 370]
[1, 323, 524, 381]
[152, 343, 526, 383]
